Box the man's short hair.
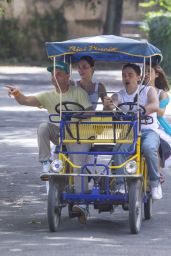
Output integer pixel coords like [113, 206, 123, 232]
[122, 63, 141, 76]
[47, 61, 70, 74]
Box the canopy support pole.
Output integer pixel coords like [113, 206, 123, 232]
[53, 57, 62, 120]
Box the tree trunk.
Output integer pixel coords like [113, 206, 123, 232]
[114, 0, 123, 35]
[103, 0, 123, 36]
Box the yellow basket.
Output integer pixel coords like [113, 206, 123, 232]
[63, 117, 134, 144]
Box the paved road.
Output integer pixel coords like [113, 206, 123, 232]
[0, 67, 171, 256]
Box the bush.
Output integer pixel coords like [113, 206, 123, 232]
[0, 18, 26, 62]
[146, 13, 171, 74]
[28, 8, 67, 63]
[0, 8, 67, 64]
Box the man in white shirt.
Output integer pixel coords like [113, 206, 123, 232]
[104, 63, 162, 200]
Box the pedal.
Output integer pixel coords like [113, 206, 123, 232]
[40, 175, 49, 181]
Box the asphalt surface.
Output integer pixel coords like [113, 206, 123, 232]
[0, 67, 171, 256]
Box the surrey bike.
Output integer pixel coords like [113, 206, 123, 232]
[42, 35, 162, 234]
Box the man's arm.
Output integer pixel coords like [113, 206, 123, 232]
[103, 94, 119, 110]
[5, 85, 41, 107]
[98, 83, 107, 102]
[145, 87, 159, 115]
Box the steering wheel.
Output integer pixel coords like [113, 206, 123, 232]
[117, 102, 146, 115]
[55, 101, 85, 118]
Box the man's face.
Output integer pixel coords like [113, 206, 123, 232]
[51, 69, 69, 87]
[122, 67, 140, 89]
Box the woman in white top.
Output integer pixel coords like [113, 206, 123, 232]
[70, 57, 107, 219]
[75, 56, 107, 109]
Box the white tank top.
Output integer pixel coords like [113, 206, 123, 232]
[157, 89, 162, 98]
[117, 85, 159, 132]
[74, 80, 99, 110]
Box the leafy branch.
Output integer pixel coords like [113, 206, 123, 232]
[139, 0, 171, 12]
[0, 0, 12, 16]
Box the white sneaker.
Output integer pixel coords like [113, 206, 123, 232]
[116, 184, 126, 194]
[42, 160, 51, 175]
[151, 183, 162, 200]
[72, 205, 88, 224]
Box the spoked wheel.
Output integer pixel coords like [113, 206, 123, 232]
[122, 203, 129, 211]
[144, 194, 152, 220]
[128, 179, 143, 234]
[48, 178, 61, 232]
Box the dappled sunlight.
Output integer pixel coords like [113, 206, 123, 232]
[0, 129, 38, 147]
[0, 128, 36, 137]
[0, 209, 17, 217]
[31, 212, 46, 217]
[0, 164, 8, 169]
[151, 238, 163, 241]
[0, 66, 46, 74]
[0, 193, 44, 208]
[15, 152, 38, 155]
[0, 106, 46, 112]
[1, 201, 15, 206]
[9, 248, 23, 252]
[40, 235, 123, 249]
[0, 163, 39, 170]
[1, 138, 37, 147]
[155, 211, 169, 215]
[46, 243, 67, 246]
[0, 232, 14, 235]
[100, 244, 122, 247]
[26, 184, 44, 188]
[17, 195, 43, 204]
[22, 243, 40, 246]
[45, 236, 114, 243]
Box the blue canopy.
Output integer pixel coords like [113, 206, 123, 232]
[45, 35, 162, 64]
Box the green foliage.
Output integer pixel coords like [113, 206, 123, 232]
[146, 14, 171, 73]
[65, 0, 101, 9]
[0, 0, 12, 17]
[0, 8, 5, 16]
[27, 8, 67, 62]
[0, 8, 67, 64]
[140, 0, 171, 11]
[0, 18, 26, 62]
[139, 1, 171, 73]
[139, 1, 157, 8]
[29, 8, 67, 43]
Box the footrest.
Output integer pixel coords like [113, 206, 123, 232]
[90, 144, 114, 152]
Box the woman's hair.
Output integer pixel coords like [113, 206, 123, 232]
[79, 56, 95, 67]
[152, 64, 169, 91]
[122, 63, 141, 76]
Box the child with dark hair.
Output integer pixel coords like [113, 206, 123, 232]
[144, 64, 171, 173]
[144, 64, 171, 136]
